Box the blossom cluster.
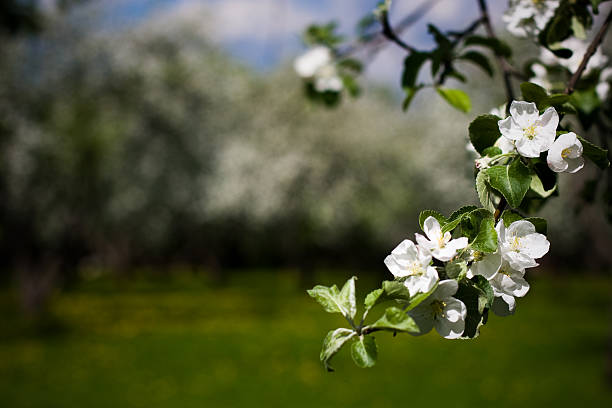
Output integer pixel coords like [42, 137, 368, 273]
[498, 101, 584, 173]
[294, 46, 343, 93]
[384, 215, 550, 339]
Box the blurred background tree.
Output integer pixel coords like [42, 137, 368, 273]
[0, 0, 610, 316]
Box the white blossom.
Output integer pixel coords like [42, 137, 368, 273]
[408, 279, 467, 339]
[498, 101, 559, 158]
[415, 216, 468, 262]
[529, 62, 553, 91]
[497, 220, 550, 272]
[503, 0, 559, 38]
[540, 38, 608, 75]
[294, 46, 343, 92]
[384, 239, 439, 297]
[596, 67, 612, 101]
[547, 132, 584, 173]
[489, 259, 530, 316]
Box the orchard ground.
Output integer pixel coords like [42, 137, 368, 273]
[0, 269, 611, 407]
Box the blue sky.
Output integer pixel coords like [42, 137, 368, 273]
[81, 0, 509, 83]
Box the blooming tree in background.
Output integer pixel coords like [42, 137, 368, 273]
[298, 0, 611, 370]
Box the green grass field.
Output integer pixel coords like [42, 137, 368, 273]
[1, 270, 611, 407]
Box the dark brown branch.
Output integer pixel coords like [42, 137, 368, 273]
[565, 8, 612, 94]
[338, 0, 440, 58]
[448, 18, 484, 41]
[380, 8, 416, 53]
[477, 0, 515, 107]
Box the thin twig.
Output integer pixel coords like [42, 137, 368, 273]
[339, 0, 440, 57]
[380, 8, 416, 53]
[565, 8, 612, 94]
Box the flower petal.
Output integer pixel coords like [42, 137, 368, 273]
[433, 279, 458, 299]
[510, 100, 539, 128]
[471, 251, 502, 279]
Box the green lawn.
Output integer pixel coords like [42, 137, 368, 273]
[1, 270, 611, 407]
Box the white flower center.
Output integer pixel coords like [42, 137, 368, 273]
[523, 125, 537, 140]
[431, 300, 447, 319]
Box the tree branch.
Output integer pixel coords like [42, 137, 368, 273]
[379, 8, 416, 53]
[565, 8, 612, 94]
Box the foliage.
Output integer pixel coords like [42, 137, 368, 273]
[301, 0, 611, 370]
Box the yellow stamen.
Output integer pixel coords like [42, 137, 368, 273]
[473, 251, 484, 261]
[431, 300, 447, 319]
[406, 261, 424, 277]
[510, 236, 521, 251]
[561, 147, 571, 158]
[523, 125, 537, 140]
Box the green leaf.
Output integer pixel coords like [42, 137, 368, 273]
[570, 88, 601, 114]
[520, 82, 548, 106]
[471, 216, 497, 253]
[368, 306, 419, 333]
[445, 260, 467, 279]
[449, 205, 479, 222]
[402, 86, 422, 111]
[351, 336, 377, 368]
[469, 114, 502, 155]
[307, 277, 357, 318]
[485, 159, 532, 208]
[382, 280, 411, 301]
[401, 52, 429, 88]
[419, 210, 447, 230]
[482, 146, 502, 157]
[338, 58, 363, 73]
[540, 93, 570, 110]
[577, 135, 610, 169]
[525, 217, 547, 235]
[454, 276, 493, 339]
[472, 275, 494, 310]
[341, 75, 360, 97]
[571, 15, 587, 39]
[320, 328, 356, 372]
[500, 210, 523, 227]
[338, 277, 357, 319]
[436, 87, 471, 113]
[403, 283, 439, 311]
[476, 171, 496, 212]
[458, 51, 493, 77]
[464, 35, 512, 57]
[442, 205, 478, 233]
[530, 172, 557, 198]
[363, 288, 385, 320]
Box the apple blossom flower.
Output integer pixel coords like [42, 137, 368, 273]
[294, 46, 343, 92]
[503, 0, 559, 38]
[408, 279, 467, 339]
[540, 38, 608, 75]
[415, 216, 468, 262]
[547, 132, 584, 173]
[488, 259, 530, 315]
[497, 220, 550, 272]
[384, 239, 439, 297]
[498, 101, 559, 158]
